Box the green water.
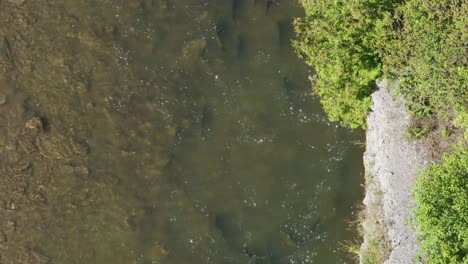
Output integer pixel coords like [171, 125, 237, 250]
[0, 0, 364, 263]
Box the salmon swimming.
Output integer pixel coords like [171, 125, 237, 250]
[232, 0, 242, 22]
[266, 0, 274, 13]
[253, 0, 274, 14]
[215, 19, 231, 51]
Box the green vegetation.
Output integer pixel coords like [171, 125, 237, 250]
[381, 1, 468, 121]
[295, 0, 468, 262]
[294, 0, 467, 132]
[293, 0, 397, 128]
[406, 122, 431, 139]
[414, 146, 468, 263]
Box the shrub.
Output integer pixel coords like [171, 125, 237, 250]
[414, 146, 468, 263]
[293, 0, 396, 128]
[380, 0, 468, 125]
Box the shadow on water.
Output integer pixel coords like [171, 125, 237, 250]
[0, 0, 364, 263]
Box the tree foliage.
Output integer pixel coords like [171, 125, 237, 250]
[294, 0, 467, 132]
[380, 0, 468, 120]
[414, 146, 468, 263]
[293, 0, 396, 128]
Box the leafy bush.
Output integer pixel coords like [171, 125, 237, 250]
[294, 0, 468, 134]
[379, 0, 468, 123]
[414, 146, 468, 263]
[293, 0, 396, 128]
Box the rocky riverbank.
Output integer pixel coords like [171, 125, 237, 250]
[360, 81, 432, 263]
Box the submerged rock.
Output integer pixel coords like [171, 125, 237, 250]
[7, 0, 26, 5]
[25, 117, 43, 130]
[182, 38, 207, 60]
[0, 94, 6, 105]
[29, 250, 50, 264]
[148, 243, 168, 262]
[74, 166, 89, 177]
[5, 220, 16, 233]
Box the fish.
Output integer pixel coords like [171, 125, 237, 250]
[215, 214, 237, 239]
[242, 242, 272, 264]
[215, 19, 232, 51]
[275, 218, 322, 264]
[200, 106, 214, 139]
[283, 77, 303, 107]
[237, 35, 247, 58]
[277, 20, 292, 48]
[282, 217, 321, 246]
[232, 0, 242, 22]
[266, 0, 274, 14]
[214, 213, 247, 254]
[254, 0, 279, 15]
[3, 36, 14, 65]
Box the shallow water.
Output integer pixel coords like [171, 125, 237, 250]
[0, 0, 364, 263]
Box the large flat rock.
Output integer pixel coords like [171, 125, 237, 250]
[363, 81, 431, 263]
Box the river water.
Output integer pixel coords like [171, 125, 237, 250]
[0, 0, 364, 263]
